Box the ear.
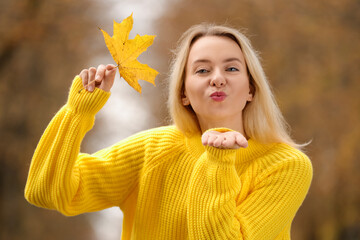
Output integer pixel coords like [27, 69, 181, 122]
[182, 90, 190, 106]
[247, 80, 255, 102]
[182, 96, 190, 106]
[247, 92, 253, 102]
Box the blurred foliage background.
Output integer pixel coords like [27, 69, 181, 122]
[0, 0, 359, 239]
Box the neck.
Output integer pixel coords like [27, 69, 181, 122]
[197, 115, 246, 137]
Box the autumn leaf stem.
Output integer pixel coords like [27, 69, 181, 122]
[78, 79, 97, 93]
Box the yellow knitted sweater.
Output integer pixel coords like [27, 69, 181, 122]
[25, 76, 313, 240]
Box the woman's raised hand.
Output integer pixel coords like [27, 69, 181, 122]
[201, 131, 248, 149]
[79, 64, 117, 92]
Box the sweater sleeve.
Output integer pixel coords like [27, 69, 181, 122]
[24, 76, 145, 216]
[187, 145, 313, 240]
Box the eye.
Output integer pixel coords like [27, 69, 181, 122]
[195, 69, 209, 74]
[226, 67, 239, 72]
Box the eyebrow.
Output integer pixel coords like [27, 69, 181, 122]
[224, 57, 242, 64]
[192, 57, 243, 65]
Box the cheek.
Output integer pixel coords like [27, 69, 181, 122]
[233, 80, 252, 100]
[239, 77, 251, 92]
[184, 77, 200, 98]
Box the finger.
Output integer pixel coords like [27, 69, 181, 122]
[213, 135, 225, 148]
[106, 64, 117, 71]
[207, 134, 219, 147]
[95, 64, 106, 83]
[87, 67, 96, 92]
[79, 69, 89, 88]
[222, 134, 237, 149]
[235, 133, 248, 148]
[201, 132, 210, 145]
[100, 64, 117, 92]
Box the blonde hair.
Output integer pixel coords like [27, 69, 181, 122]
[168, 23, 302, 148]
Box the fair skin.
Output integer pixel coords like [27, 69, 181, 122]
[79, 36, 251, 149]
[79, 64, 117, 93]
[183, 36, 253, 149]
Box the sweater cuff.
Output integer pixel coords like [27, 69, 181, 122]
[203, 127, 237, 165]
[205, 127, 235, 133]
[205, 146, 237, 165]
[66, 75, 111, 115]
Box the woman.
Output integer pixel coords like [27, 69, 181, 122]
[25, 24, 313, 239]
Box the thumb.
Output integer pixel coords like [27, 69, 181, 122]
[235, 134, 248, 148]
[106, 64, 117, 71]
[100, 64, 117, 92]
[105, 64, 117, 79]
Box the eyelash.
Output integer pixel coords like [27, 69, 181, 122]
[195, 67, 239, 74]
[195, 69, 209, 74]
[226, 67, 239, 72]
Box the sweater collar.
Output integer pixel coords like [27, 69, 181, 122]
[185, 132, 275, 163]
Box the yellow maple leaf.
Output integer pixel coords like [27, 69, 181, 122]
[100, 13, 158, 93]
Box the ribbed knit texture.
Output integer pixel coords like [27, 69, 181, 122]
[25, 76, 313, 240]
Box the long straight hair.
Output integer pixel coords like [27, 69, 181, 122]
[168, 24, 303, 149]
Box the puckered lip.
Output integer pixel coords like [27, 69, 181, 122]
[210, 91, 227, 97]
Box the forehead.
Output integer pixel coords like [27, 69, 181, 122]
[187, 36, 245, 64]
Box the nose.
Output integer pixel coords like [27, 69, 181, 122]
[210, 69, 226, 87]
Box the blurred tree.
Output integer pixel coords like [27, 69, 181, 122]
[0, 0, 107, 239]
[2, 0, 359, 239]
[153, 0, 360, 239]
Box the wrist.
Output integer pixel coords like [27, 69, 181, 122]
[205, 146, 237, 165]
[67, 75, 111, 115]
